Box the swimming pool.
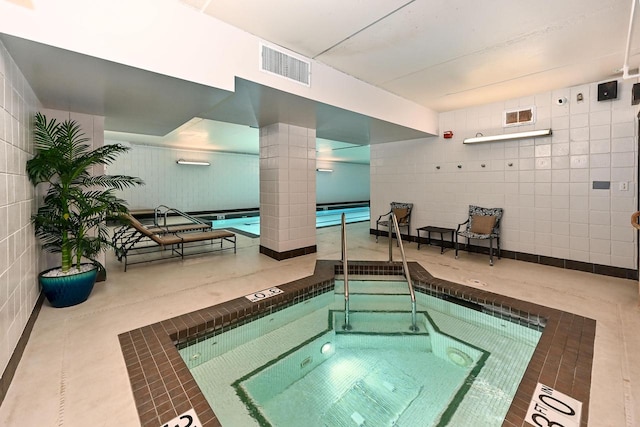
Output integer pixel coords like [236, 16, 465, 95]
[179, 279, 540, 426]
[208, 206, 370, 237]
[118, 260, 595, 427]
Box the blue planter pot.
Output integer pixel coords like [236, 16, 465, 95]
[38, 265, 98, 308]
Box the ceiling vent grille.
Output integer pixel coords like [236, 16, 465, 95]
[260, 44, 310, 86]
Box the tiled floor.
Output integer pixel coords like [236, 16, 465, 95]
[1, 222, 639, 426]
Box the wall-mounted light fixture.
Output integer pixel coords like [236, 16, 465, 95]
[463, 129, 552, 144]
[316, 168, 333, 172]
[177, 159, 210, 166]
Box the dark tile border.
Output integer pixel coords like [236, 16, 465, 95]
[119, 260, 595, 427]
[374, 229, 638, 280]
[259, 244, 317, 261]
[0, 293, 45, 405]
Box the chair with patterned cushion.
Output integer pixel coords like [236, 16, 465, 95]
[376, 202, 413, 245]
[455, 205, 504, 266]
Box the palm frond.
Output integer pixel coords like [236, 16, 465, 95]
[83, 175, 145, 190]
[29, 113, 144, 272]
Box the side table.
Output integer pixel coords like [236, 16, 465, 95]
[417, 226, 455, 254]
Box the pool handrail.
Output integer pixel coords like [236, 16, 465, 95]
[390, 212, 418, 332]
[154, 205, 209, 228]
[341, 213, 352, 330]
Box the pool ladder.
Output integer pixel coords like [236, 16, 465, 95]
[341, 212, 418, 332]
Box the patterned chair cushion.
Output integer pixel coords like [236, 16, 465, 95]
[456, 205, 503, 265]
[378, 202, 413, 227]
[457, 230, 493, 239]
[464, 205, 503, 236]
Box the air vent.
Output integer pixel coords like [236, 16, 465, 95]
[503, 106, 536, 127]
[260, 43, 311, 86]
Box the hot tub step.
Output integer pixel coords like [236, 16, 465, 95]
[335, 279, 410, 295]
[333, 311, 427, 335]
[339, 293, 414, 312]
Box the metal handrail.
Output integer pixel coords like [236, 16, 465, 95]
[388, 214, 393, 262]
[390, 212, 418, 332]
[154, 205, 209, 227]
[341, 213, 352, 330]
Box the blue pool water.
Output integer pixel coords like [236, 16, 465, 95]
[210, 206, 370, 237]
[179, 279, 541, 426]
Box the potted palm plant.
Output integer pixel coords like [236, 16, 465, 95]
[27, 112, 144, 307]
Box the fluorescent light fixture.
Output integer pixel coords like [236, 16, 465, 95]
[316, 168, 333, 172]
[463, 129, 552, 144]
[176, 159, 210, 166]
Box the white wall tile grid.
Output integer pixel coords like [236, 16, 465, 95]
[0, 40, 40, 377]
[371, 79, 638, 269]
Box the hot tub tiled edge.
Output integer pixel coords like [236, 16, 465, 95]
[119, 260, 595, 427]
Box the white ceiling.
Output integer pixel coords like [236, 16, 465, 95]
[3, 0, 639, 165]
[195, 0, 639, 111]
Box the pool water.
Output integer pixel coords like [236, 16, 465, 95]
[210, 206, 370, 237]
[179, 279, 541, 426]
[237, 323, 483, 427]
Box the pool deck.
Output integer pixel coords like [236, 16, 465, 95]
[0, 222, 638, 426]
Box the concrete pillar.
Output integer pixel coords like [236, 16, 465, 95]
[259, 123, 316, 260]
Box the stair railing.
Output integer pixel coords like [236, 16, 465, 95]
[388, 214, 394, 262]
[390, 212, 419, 332]
[341, 213, 352, 330]
[154, 205, 209, 227]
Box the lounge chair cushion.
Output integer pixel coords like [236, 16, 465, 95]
[470, 215, 496, 234]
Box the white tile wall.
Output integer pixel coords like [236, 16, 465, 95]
[108, 141, 369, 211]
[316, 162, 369, 204]
[259, 123, 316, 253]
[106, 143, 260, 212]
[0, 41, 40, 377]
[372, 79, 639, 269]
